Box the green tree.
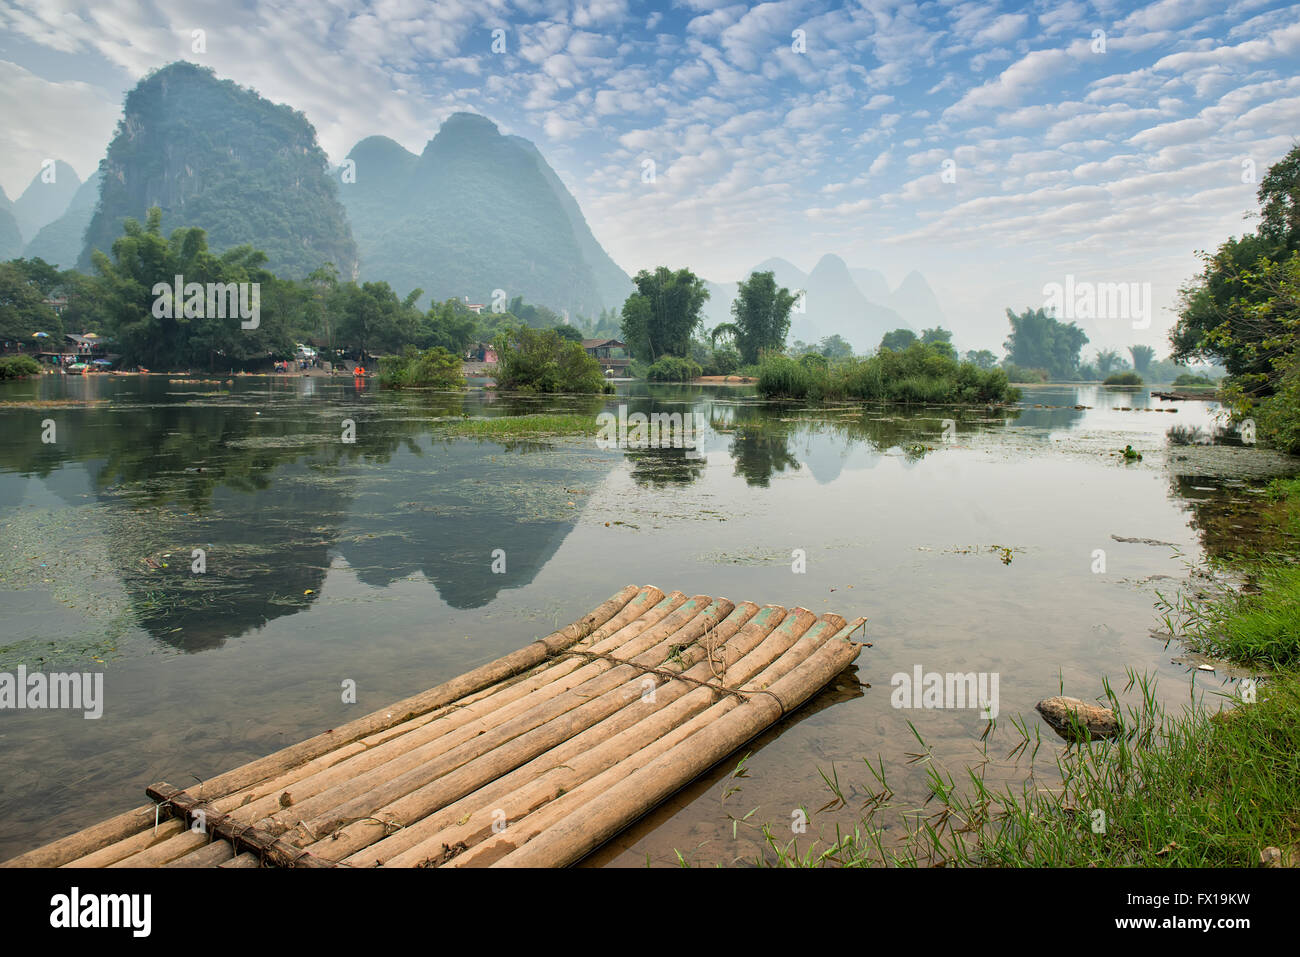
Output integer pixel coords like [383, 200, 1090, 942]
[1129, 344, 1155, 374]
[963, 349, 996, 369]
[1171, 145, 1300, 381]
[493, 325, 606, 393]
[0, 261, 61, 343]
[331, 280, 420, 359]
[1095, 349, 1123, 375]
[730, 270, 797, 364]
[90, 207, 299, 369]
[920, 327, 955, 358]
[880, 328, 917, 352]
[819, 334, 853, 360]
[1003, 307, 1089, 380]
[619, 266, 709, 360]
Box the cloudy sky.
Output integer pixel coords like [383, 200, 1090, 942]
[1, 0, 1297, 353]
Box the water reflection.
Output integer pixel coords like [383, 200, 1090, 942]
[0, 377, 1248, 656]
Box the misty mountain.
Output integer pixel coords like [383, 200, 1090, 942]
[338, 112, 631, 317]
[79, 61, 357, 278]
[24, 170, 101, 269]
[12, 161, 81, 243]
[800, 254, 907, 351]
[850, 267, 890, 304]
[889, 270, 947, 333]
[701, 255, 955, 353]
[0, 189, 21, 261]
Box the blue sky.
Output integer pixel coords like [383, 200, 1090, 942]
[1, 0, 1297, 354]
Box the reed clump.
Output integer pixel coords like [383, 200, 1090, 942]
[756, 343, 1020, 405]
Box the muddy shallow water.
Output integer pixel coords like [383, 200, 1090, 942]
[0, 375, 1294, 864]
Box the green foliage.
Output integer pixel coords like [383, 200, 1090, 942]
[492, 325, 606, 393]
[757, 342, 1019, 404]
[920, 327, 955, 358]
[620, 266, 709, 360]
[0, 354, 43, 379]
[1129, 344, 1156, 374]
[0, 260, 62, 342]
[703, 346, 740, 376]
[1003, 306, 1089, 379]
[963, 349, 996, 369]
[1255, 359, 1300, 453]
[730, 270, 798, 363]
[90, 207, 298, 369]
[1104, 371, 1144, 385]
[879, 328, 917, 352]
[1001, 363, 1049, 383]
[645, 355, 702, 381]
[1173, 373, 1215, 387]
[818, 334, 854, 360]
[1094, 349, 1123, 375]
[377, 345, 464, 390]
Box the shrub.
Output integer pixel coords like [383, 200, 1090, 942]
[646, 356, 702, 382]
[758, 342, 1019, 404]
[0, 355, 43, 379]
[378, 346, 464, 389]
[493, 326, 606, 394]
[1103, 371, 1144, 385]
[1002, 363, 1050, 383]
[1173, 373, 1215, 387]
[703, 346, 740, 376]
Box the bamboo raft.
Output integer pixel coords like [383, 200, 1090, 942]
[4, 585, 866, 868]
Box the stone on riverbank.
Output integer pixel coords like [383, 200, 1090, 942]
[1035, 696, 1120, 741]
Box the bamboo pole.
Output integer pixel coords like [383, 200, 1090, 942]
[490, 625, 866, 867]
[249, 594, 710, 841]
[333, 601, 771, 866]
[1, 584, 642, 868]
[216, 590, 684, 827]
[164, 840, 234, 868]
[352, 602, 791, 867]
[205, 586, 670, 817]
[109, 829, 210, 868]
[283, 598, 734, 853]
[443, 610, 837, 866]
[60, 818, 186, 869]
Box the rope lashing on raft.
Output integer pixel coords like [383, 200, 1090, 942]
[555, 648, 792, 716]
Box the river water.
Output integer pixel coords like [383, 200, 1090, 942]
[0, 374, 1286, 864]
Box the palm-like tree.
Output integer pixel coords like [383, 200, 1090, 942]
[1095, 349, 1123, 375]
[709, 323, 740, 348]
[1129, 344, 1155, 374]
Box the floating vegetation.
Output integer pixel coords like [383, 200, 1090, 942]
[429, 413, 601, 438]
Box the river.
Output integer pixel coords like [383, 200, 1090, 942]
[0, 374, 1289, 864]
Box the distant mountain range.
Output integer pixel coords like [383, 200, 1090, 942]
[702, 254, 948, 352]
[23, 170, 101, 269]
[8, 61, 953, 345]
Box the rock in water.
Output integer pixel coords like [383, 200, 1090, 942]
[1035, 696, 1120, 741]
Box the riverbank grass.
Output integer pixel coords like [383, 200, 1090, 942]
[724, 482, 1300, 868]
